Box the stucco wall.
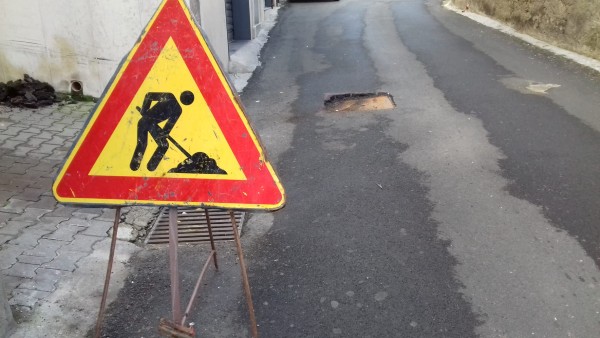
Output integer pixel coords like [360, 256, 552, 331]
[0, 0, 229, 97]
[451, 0, 600, 60]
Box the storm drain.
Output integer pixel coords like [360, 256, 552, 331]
[324, 92, 396, 112]
[145, 207, 245, 245]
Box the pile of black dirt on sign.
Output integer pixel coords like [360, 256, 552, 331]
[0, 74, 56, 108]
[169, 152, 227, 174]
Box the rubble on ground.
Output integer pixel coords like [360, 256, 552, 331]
[0, 74, 56, 108]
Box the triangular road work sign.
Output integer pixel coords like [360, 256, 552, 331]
[53, 0, 285, 210]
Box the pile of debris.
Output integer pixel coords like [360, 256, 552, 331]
[0, 74, 56, 108]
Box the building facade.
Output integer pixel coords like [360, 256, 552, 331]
[0, 0, 266, 97]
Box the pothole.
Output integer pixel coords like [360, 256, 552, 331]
[324, 92, 396, 112]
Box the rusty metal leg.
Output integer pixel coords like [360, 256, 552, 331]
[94, 207, 121, 338]
[169, 207, 182, 323]
[204, 209, 218, 270]
[229, 210, 258, 338]
[181, 250, 215, 326]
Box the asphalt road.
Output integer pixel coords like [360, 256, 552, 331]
[101, 0, 600, 337]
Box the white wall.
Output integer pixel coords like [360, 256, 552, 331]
[0, 0, 229, 97]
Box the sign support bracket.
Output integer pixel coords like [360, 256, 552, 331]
[94, 206, 122, 338]
[159, 208, 258, 338]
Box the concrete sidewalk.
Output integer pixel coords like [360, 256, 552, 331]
[0, 102, 140, 337]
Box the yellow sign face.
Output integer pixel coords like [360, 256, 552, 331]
[90, 38, 245, 180]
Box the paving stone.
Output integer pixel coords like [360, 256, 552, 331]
[14, 157, 39, 166]
[25, 138, 46, 148]
[9, 288, 51, 307]
[7, 228, 50, 247]
[12, 132, 36, 143]
[0, 134, 10, 143]
[12, 187, 47, 202]
[0, 175, 29, 191]
[0, 156, 17, 167]
[5, 162, 33, 175]
[13, 146, 36, 157]
[2, 276, 25, 293]
[23, 238, 67, 258]
[28, 196, 57, 210]
[0, 191, 15, 207]
[0, 212, 12, 224]
[2, 126, 24, 136]
[28, 216, 65, 233]
[1, 140, 23, 150]
[59, 234, 101, 253]
[45, 123, 67, 132]
[32, 119, 54, 128]
[81, 219, 113, 237]
[4, 263, 37, 278]
[35, 131, 54, 140]
[0, 244, 31, 269]
[43, 251, 88, 272]
[10, 208, 49, 223]
[46, 135, 66, 146]
[59, 217, 91, 227]
[19, 268, 70, 292]
[58, 128, 81, 138]
[44, 205, 78, 218]
[72, 208, 103, 220]
[0, 234, 15, 245]
[95, 208, 117, 222]
[26, 152, 50, 160]
[28, 161, 55, 173]
[17, 254, 54, 265]
[43, 224, 81, 241]
[1, 199, 34, 214]
[25, 127, 42, 134]
[37, 143, 60, 155]
[0, 220, 35, 236]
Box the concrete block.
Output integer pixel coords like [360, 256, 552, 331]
[10, 208, 48, 223]
[0, 244, 31, 269]
[1, 199, 34, 214]
[43, 224, 81, 241]
[4, 263, 37, 278]
[17, 254, 54, 265]
[44, 251, 88, 272]
[81, 219, 113, 237]
[23, 238, 67, 258]
[59, 235, 101, 253]
[0, 220, 34, 236]
[28, 196, 57, 211]
[19, 268, 70, 292]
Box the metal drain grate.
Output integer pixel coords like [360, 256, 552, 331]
[145, 208, 245, 245]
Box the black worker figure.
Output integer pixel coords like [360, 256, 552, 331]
[130, 91, 194, 171]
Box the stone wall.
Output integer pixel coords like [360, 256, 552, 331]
[450, 0, 600, 60]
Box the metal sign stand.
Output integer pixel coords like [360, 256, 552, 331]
[93, 207, 259, 338]
[158, 207, 259, 338]
[94, 207, 122, 338]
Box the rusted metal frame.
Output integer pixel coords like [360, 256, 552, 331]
[180, 249, 215, 326]
[169, 207, 182, 323]
[94, 206, 122, 338]
[229, 210, 259, 338]
[204, 209, 219, 269]
[166, 208, 221, 330]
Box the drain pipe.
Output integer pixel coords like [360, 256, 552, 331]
[70, 80, 83, 98]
